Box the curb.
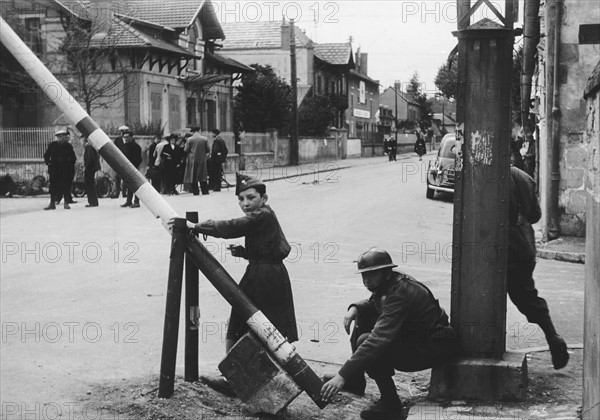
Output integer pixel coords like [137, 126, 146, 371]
[537, 249, 585, 264]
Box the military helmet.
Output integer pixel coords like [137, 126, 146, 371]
[355, 247, 398, 274]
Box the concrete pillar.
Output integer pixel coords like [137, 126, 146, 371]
[429, 17, 527, 401]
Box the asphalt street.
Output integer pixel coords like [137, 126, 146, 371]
[0, 154, 585, 415]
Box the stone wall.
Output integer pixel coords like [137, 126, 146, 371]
[540, 0, 600, 236]
[582, 61, 600, 420]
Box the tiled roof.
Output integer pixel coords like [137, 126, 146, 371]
[123, 0, 203, 28]
[53, 0, 127, 20]
[205, 51, 254, 73]
[53, 0, 223, 38]
[314, 43, 353, 66]
[349, 69, 378, 85]
[89, 17, 198, 58]
[220, 20, 312, 49]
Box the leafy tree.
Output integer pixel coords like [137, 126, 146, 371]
[234, 64, 292, 135]
[434, 55, 458, 99]
[406, 72, 432, 126]
[298, 94, 334, 136]
[432, 49, 522, 126]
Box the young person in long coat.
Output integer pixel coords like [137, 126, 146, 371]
[172, 174, 298, 396]
[183, 127, 210, 195]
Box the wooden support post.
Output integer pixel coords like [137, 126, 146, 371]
[159, 218, 187, 398]
[185, 212, 199, 383]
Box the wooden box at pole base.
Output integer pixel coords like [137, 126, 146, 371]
[218, 332, 302, 414]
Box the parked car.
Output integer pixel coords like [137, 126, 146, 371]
[426, 133, 456, 199]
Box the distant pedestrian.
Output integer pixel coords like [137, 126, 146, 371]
[208, 129, 228, 192]
[508, 166, 569, 370]
[83, 135, 100, 207]
[146, 135, 162, 191]
[183, 127, 210, 195]
[160, 134, 180, 195]
[110, 125, 129, 198]
[154, 135, 169, 194]
[414, 130, 426, 161]
[120, 130, 142, 208]
[388, 136, 397, 162]
[43, 128, 76, 210]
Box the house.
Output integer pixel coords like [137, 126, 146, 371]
[219, 20, 380, 141]
[312, 42, 353, 130]
[379, 85, 422, 125]
[432, 112, 456, 135]
[0, 0, 252, 133]
[347, 48, 380, 143]
[219, 19, 314, 104]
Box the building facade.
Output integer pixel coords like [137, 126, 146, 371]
[534, 0, 600, 238]
[0, 0, 251, 133]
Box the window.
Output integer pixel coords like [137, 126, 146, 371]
[359, 81, 366, 104]
[24, 17, 42, 54]
[169, 94, 181, 131]
[150, 84, 162, 124]
[187, 97, 197, 126]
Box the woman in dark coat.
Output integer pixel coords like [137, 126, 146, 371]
[160, 134, 180, 195]
[414, 129, 427, 161]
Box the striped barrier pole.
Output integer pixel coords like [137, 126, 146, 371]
[0, 17, 326, 408]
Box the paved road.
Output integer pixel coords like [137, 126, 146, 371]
[0, 155, 584, 414]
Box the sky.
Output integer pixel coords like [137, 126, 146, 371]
[213, 1, 522, 95]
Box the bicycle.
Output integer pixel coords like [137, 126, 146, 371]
[72, 163, 115, 198]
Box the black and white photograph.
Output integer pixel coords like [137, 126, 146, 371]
[1, 0, 598, 419]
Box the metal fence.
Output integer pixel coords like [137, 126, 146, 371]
[0, 127, 54, 160]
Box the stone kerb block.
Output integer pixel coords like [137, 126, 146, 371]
[429, 352, 528, 401]
[218, 332, 302, 415]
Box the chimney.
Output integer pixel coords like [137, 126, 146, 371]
[355, 46, 361, 72]
[281, 19, 290, 50]
[360, 53, 368, 75]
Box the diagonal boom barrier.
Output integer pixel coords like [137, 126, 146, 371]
[0, 16, 326, 409]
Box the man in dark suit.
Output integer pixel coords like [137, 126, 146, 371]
[208, 129, 228, 192]
[111, 125, 128, 198]
[120, 129, 142, 208]
[44, 128, 76, 210]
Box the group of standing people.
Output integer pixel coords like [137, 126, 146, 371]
[43, 125, 230, 211]
[147, 127, 228, 196]
[383, 136, 397, 161]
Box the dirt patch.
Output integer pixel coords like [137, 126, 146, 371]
[79, 349, 583, 419]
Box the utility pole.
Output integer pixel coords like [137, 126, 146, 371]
[429, 0, 526, 401]
[394, 82, 398, 143]
[290, 19, 299, 166]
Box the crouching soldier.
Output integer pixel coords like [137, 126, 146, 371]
[321, 247, 458, 420]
